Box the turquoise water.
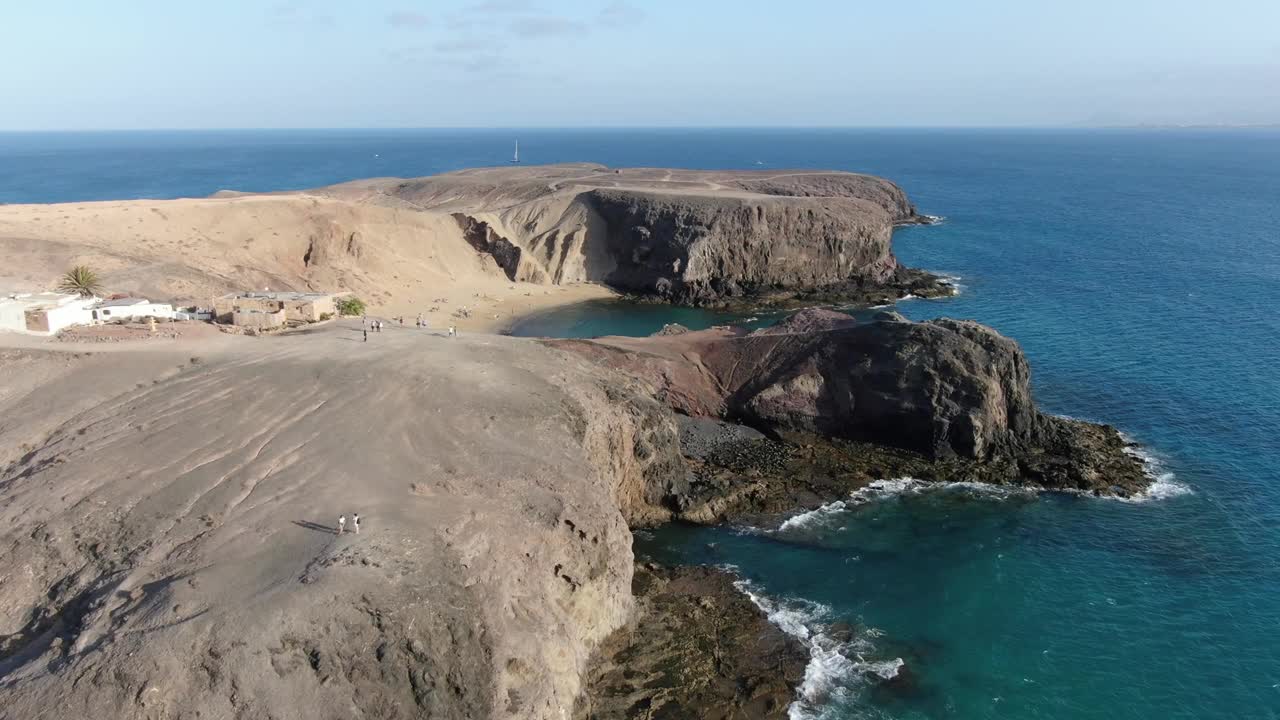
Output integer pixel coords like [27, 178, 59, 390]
[509, 131, 1280, 719]
[5, 129, 1278, 718]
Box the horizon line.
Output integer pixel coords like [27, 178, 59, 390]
[3, 124, 1279, 133]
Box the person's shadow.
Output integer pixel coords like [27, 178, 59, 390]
[293, 520, 338, 535]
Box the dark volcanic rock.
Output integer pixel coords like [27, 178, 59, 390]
[574, 563, 807, 720]
[676, 416, 767, 461]
[550, 309, 1149, 500]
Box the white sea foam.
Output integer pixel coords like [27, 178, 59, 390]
[731, 577, 904, 720]
[860, 657, 905, 680]
[849, 477, 1033, 504]
[1110, 439, 1192, 501]
[1063, 426, 1194, 503]
[936, 272, 965, 294]
[731, 577, 827, 641]
[777, 500, 849, 533]
[849, 477, 926, 500]
[1025, 416, 1193, 503]
[771, 478, 1033, 537]
[768, 431, 1190, 540]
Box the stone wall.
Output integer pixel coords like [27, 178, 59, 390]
[231, 309, 285, 329]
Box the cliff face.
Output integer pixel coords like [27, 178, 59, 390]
[320, 165, 933, 306]
[585, 190, 899, 305]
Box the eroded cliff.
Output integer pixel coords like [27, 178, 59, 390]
[320, 165, 946, 306]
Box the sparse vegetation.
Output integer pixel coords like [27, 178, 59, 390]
[57, 265, 103, 297]
[318, 312, 333, 321]
[335, 297, 366, 317]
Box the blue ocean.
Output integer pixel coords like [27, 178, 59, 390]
[3, 129, 1278, 719]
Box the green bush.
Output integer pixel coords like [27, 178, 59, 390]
[318, 312, 333, 321]
[335, 297, 366, 317]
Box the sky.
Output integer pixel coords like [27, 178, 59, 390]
[2, 0, 1278, 129]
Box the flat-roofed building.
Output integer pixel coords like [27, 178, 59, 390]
[91, 297, 175, 322]
[0, 292, 97, 335]
[213, 291, 337, 325]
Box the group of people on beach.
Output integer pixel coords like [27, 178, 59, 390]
[412, 313, 454, 335]
[361, 313, 455, 340]
[362, 316, 385, 342]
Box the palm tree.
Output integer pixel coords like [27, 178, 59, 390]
[57, 265, 103, 297]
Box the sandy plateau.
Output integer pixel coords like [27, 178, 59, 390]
[0, 321, 690, 719]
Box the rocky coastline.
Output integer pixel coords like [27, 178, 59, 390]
[556, 308, 1152, 716]
[573, 563, 807, 720]
[618, 265, 956, 313]
[551, 308, 1149, 505]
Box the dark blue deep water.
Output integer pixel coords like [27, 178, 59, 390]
[3, 129, 1278, 719]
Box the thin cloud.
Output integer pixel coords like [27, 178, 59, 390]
[387, 11, 431, 28]
[466, 0, 537, 13]
[509, 15, 584, 37]
[435, 38, 495, 54]
[267, 3, 333, 28]
[598, 1, 644, 26]
[442, 53, 525, 80]
[386, 45, 431, 63]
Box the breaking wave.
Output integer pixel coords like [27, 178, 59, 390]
[1110, 441, 1193, 502]
[772, 454, 1190, 539]
[730, 576, 903, 720]
[772, 478, 1033, 537]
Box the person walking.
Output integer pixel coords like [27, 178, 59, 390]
[353, 513, 361, 535]
[338, 515, 346, 535]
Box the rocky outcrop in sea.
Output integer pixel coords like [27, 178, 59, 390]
[552, 308, 1151, 524]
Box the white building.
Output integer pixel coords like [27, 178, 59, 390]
[173, 307, 214, 321]
[0, 293, 98, 335]
[91, 297, 175, 322]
